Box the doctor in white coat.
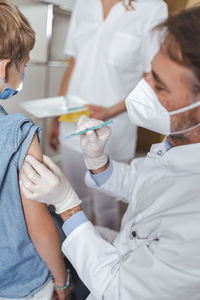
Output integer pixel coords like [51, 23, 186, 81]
[48, 0, 168, 229]
[21, 6, 200, 299]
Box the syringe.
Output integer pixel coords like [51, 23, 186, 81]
[63, 120, 113, 140]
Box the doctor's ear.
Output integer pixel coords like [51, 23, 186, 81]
[0, 59, 11, 82]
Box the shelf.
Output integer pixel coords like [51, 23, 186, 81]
[33, 0, 75, 11]
[28, 60, 69, 67]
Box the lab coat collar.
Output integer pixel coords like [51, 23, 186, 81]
[149, 140, 200, 174]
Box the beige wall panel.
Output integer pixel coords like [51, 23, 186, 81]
[186, 0, 200, 7]
[164, 0, 187, 15]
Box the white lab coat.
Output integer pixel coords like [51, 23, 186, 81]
[60, 0, 168, 228]
[62, 141, 200, 299]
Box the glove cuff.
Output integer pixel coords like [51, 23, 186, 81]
[84, 154, 108, 170]
[55, 188, 82, 214]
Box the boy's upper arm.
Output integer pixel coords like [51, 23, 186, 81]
[19, 133, 50, 235]
[26, 132, 43, 163]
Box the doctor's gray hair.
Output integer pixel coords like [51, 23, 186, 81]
[158, 4, 200, 94]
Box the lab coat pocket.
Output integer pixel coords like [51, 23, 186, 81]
[107, 32, 142, 71]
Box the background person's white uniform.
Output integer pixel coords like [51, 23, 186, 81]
[62, 141, 200, 300]
[60, 0, 168, 228]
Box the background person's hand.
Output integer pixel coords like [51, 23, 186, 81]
[48, 117, 60, 151]
[77, 116, 112, 170]
[85, 104, 111, 121]
[20, 155, 81, 213]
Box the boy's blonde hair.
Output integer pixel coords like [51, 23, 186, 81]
[0, 0, 35, 67]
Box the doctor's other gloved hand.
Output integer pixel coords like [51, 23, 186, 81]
[20, 155, 82, 214]
[77, 115, 112, 170]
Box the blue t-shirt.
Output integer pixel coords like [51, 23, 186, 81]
[0, 105, 51, 298]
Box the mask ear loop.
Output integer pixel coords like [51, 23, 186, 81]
[0, 77, 8, 89]
[0, 61, 9, 89]
[12, 62, 25, 81]
[169, 100, 200, 116]
[169, 101, 200, 135]
[19, 71, 24, 80]
[0, 59, 9, 84]
[171, 122, 200, 135]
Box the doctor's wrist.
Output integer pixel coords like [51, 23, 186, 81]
[91, 157, 110, 174]
[84, 154, 108, 171]
[60, 205, 82, 222]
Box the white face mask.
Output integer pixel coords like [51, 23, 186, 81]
[16, 80, 23, 92]
[125, 79, 200, 135]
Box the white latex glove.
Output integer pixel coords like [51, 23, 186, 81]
[20, 155, 81, 214]
[77, 116, 112, 170]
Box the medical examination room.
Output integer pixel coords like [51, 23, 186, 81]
[1, 0, 200, 299]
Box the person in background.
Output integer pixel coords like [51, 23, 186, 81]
[48, 0, 168, 230]
[0, 1, 70, 299]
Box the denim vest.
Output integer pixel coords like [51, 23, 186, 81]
[0, 105, 51, 298]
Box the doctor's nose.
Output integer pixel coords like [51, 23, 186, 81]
[144, 71, 157, 93]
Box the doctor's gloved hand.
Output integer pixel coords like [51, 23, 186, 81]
[20, 155, 82, 214]
[77, 116, 112, 170]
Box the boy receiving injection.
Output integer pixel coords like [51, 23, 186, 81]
[0, 1, 71, 299]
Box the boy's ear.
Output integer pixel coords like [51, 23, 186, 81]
[0, 59, 11, 82]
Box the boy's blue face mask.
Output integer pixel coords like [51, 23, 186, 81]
[0, 60, 24, 100]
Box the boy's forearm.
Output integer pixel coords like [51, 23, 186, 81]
[30, 215, 67, 286]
